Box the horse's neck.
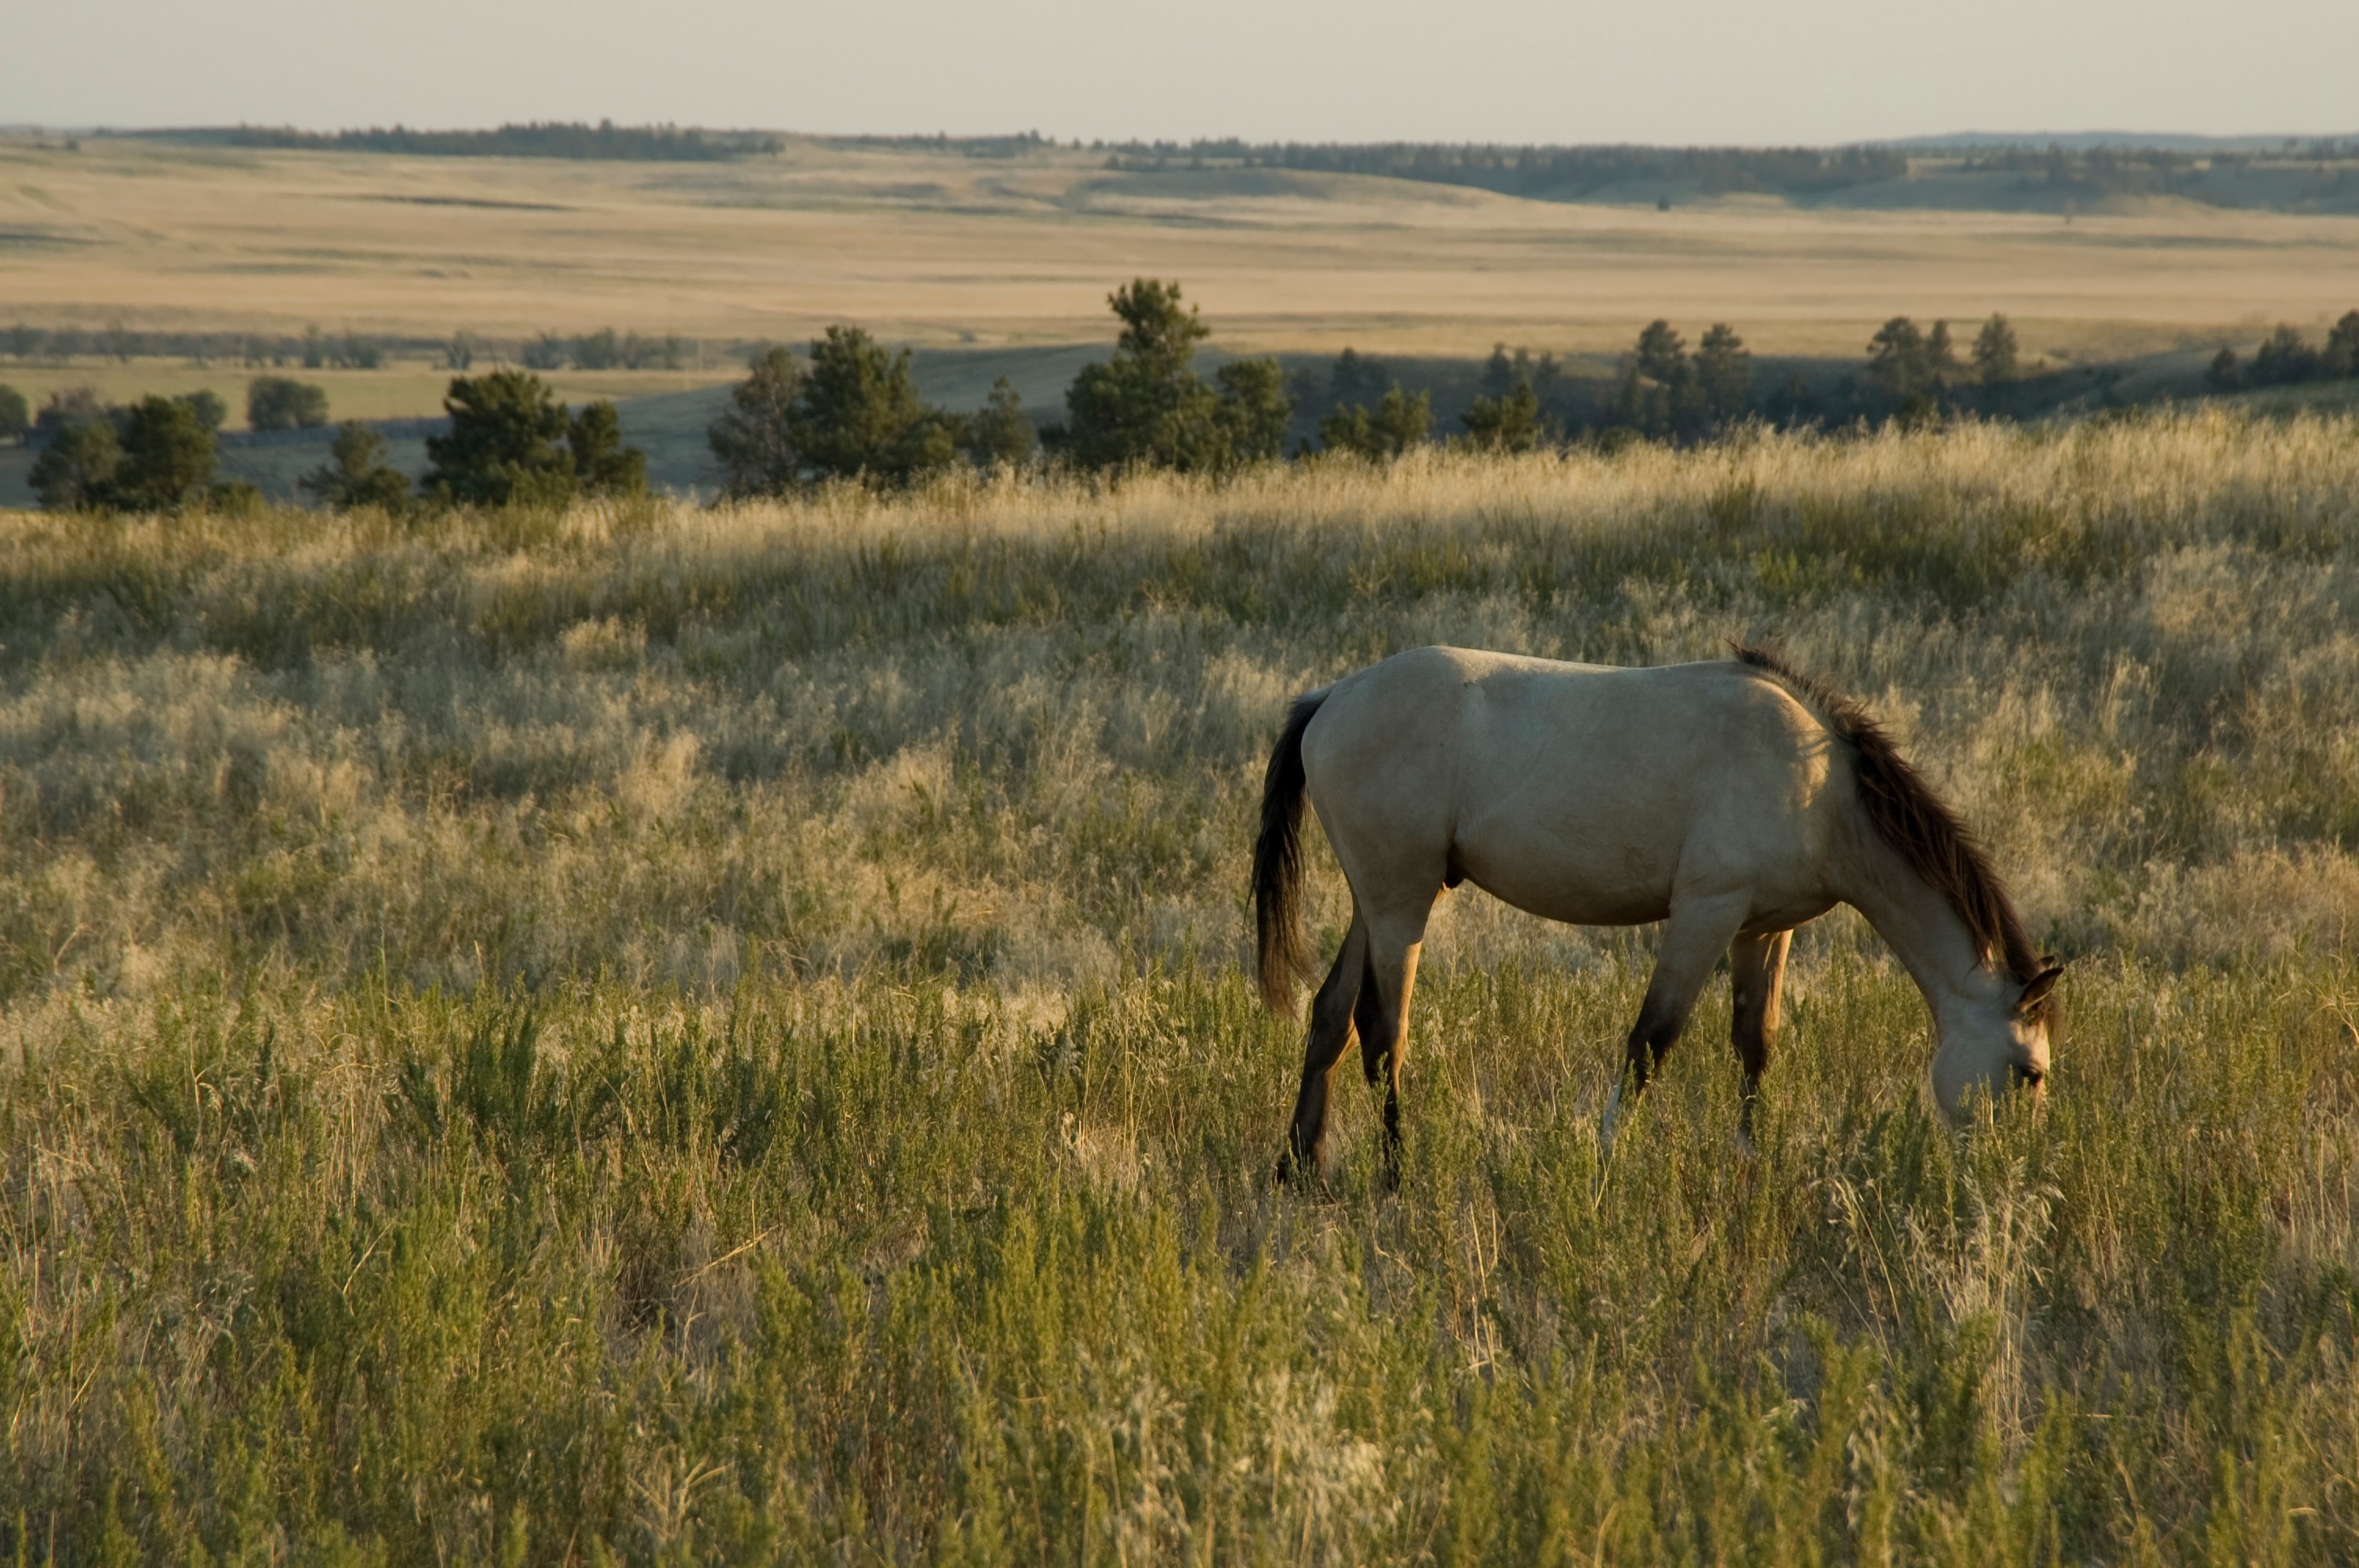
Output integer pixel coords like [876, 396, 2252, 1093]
[1834, 826, 2009, 1029]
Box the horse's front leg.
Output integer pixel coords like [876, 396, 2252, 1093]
[1728, 928, 1793, 1152]
[1601, 893, 1752, 1150]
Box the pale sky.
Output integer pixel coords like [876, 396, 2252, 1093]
[6, 0, 2356, 147]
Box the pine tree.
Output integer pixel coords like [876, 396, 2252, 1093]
[1462, 377, 1542, 453]
[423, 370, 578, 508]
[2324, 310, 2359, 379]
[787, 326, 960, 485]
[1693, 324, 1754, 423]
[1212, 358, 1292, 465]
[108, 394, 219, 512]
[1972, 314, 2020, 385]
[1865, 318, 1930, 400]
[1925, 321, 1962, 390]
[1060, 280, 1223, 471]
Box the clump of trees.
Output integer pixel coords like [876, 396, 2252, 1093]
[300, 326, 382, 370]
[249, 376, 332, 431]
[2207, 311, 2359, 392]
[703, 283, 1296, 494]
[26, 391, 256, 514]
[1600, 321, 1753, 441]
[570, 328, 692, 372]
[423, 369, 646, 508]
[1321, 385, 1430, 459]
[1051, 280, 1290, 471]
[707, 331, 1043, 496]
[1317, 349, 1433, 459]
[0, 385, 27, 445]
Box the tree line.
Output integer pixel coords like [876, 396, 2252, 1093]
[1099, 137, 2359, 212]
[703, 281, 1290, 495]
[17, 371, 648, 517]
[1, 323, 705, 374]
[2206, 313, 2359, 391]
[147, 122, 783, 162]
[695, 284, 2359, 497]
[1120, 142, 1908, 201]
[19, 286, 2359, 516]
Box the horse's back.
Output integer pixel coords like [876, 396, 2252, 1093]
[1302, 647, 1845, 929]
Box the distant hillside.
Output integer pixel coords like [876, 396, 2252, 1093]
[136, 121, 783, 162]
[1879, 132, 2359, 153]
[1096, 137, 2359, 214]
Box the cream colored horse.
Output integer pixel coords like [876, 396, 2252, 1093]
[1254, 644, 2059, 1181]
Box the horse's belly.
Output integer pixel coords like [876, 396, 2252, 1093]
[1456, 839, 1675, 927]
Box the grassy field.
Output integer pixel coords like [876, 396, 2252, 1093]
[6, 135, 2359, 362]
[2, 413, 2357, 1561]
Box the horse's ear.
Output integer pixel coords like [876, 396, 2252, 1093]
[2014, 964, 2064, 1018]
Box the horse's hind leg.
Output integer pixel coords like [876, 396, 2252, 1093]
[1601, 893, 1751, 1149]
[1357, 907, 1433, 1191]
[1728, 928, 1792, 1150]
[1279, 910, 1369, 1183]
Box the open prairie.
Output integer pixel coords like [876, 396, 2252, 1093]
[2, 413, 2357, 1559]
[5, 135, 2359, 369]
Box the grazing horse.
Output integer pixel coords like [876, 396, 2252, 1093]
[1253, 644, 2059, 1181]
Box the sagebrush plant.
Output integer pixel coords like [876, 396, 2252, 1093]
[1, 409, 2355, 1563]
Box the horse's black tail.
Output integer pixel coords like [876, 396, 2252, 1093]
[1254, 689, 1329, 1014]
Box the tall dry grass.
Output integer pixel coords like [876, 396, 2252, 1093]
[1, 409, 2356, 1562]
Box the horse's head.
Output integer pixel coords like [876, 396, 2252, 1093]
[1931, 964, 2061, 1120]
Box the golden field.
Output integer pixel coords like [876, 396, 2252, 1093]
[5, 134, 2359, 367]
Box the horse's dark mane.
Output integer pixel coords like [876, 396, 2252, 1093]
[1732, 644, 2045, 992]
